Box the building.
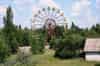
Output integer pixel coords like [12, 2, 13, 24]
[84, 38, 100, 61]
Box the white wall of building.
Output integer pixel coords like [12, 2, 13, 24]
[85, 54, 100, 61]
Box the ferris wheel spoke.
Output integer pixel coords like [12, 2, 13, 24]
[34, 14, 44, 20]
[56, 21, 64, 24]
[51, 9, 58, 18]
[41, 8, 47, 17]
[39, 11, 45, 16]
[57, 18, 64, 22]
[33, 24, 43, 25]
[34, 19, 42, 22]
[35, 16, 42, 19]
[52, 9, 60, 17]
[53, 12, 58, 18]
[55, 15, 62, 19]
[56, 17, 64, 21]
[36, 15, 45, 20]
[33, 22, 44, 25]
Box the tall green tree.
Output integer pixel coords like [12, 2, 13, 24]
[22, 28, 30, 46]
[0, 30, 10, 62]
[70, 22, 81, 33]
[3, 6, 18, 53]
[16, 25, 24, 46]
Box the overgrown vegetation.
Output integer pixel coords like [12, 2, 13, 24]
[0, 6, 45, 62]
[54, 34, 85, 58]
[31, 33, 45, 54]
[0, 50, 98, 66]
[0, 6, 100, 63]
[0, 30, 10, 62]
[50, 22, 100, 59]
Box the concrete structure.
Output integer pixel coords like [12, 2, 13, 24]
[84, 38, 100, 61]
[18, 46, 31, 55]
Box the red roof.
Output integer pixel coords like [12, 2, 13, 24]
[84, 38, 100, 52]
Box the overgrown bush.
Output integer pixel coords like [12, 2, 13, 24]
[0, 34, 10, 62]
[49, 37, 62, 49]
[54, 34, 85, 59]
[31, 35, 44, 54]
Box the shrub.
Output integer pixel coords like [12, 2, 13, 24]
[54, 38, 75, 58]
[54, 34, 85, 59]
[55, 49, 75, 59]
[31, 35, 44, 54]
[0, 35, 10, 62]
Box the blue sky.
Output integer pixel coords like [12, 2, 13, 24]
[0, 0, 99, 28]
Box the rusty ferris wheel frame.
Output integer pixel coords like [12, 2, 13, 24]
[31, 6, 67, 42]
[31, 6, 67, 31]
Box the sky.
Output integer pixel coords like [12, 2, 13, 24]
[0, 0, 99, 28]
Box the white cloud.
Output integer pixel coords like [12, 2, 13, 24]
[32, 5, 39, 14]
[72, 2, 81, 16]
[13, 0, 34, 6]
[96, 0, 100, 23]
[38, 0, 60, 8]
[0, 6, 7, 28]
[0, 6, 6, 16]
[13, 0, 60, 15]
[32, 0, 61, 18]
[13, 0, 60, 8]
[71, 0, 96, 28]
[96, 0, 100, 9]
[80, 0, 91, 6]
[32, 0, 60, 13]
[71, 0, 91, 16]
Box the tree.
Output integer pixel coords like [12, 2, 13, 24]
[0, 31, 10, 62]
[91, 24, 100, 34]
[70, 22, 81, 33]
[22, 28, 31, 46]
[55, 26, 64, 37]
[16, 25, 24, 46]
[31, 31, 45, 54]
[54, 34, 85, 59]
[3, 6, 18, 53]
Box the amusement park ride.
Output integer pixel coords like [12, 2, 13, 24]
[31, 6, 67, 46]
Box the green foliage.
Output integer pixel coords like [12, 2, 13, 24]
[22, 28, 31, 46]
[54, 34, 85, 59]
[0, 6, 100, 61]
[71, 22, 82, 33]
[49, 37, 61, 49]
[53, 23, 100, 59]
[15, 26, 32, 46]
[9, 37, 18, 53]
[3, 6, 18, 53]
[55, 26, 64, 37]
[16, 25, 24, 46]
[86, 24, 100, 38]
[0, 33, 10, 62]
[31, 34, 44, 54]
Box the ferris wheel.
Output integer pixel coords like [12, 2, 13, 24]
[32, 6, 67, 31]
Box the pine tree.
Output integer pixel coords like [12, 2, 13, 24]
[22, 27, 30, 46]
[3, 6, 18, 53]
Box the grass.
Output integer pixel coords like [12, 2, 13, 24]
[0, 49, 100, 66]
[31, 49, 99, 66]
